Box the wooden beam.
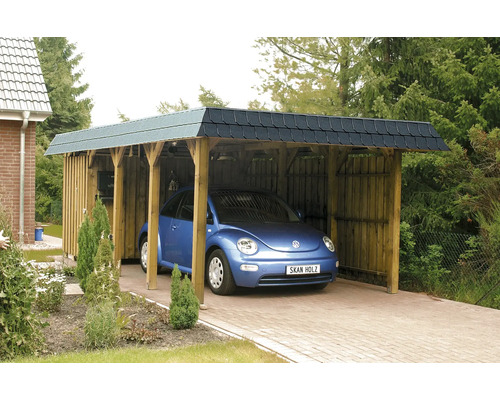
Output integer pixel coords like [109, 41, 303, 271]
[188, 138, 220, 164]
[327, 146, 340, 246]
[186, 140, 196, 161]
[87, 149, 96, 169]
[386, 149, 402, 294]
[144, 142, 165, 290]
[110, 147, 125, 272]
[336, 148, 352, 174]
[191, 137, 210, 305]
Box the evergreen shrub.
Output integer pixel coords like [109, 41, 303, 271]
[85, 238, 120, 306]
[92, 197, 111, 241]
[169, 265, 199, 330]
[76, 214, 97, 292]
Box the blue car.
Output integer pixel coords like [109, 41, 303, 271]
[138, 187, 339, 295]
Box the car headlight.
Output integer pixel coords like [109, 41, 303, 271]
[323, 236, 335, 253]
[237, 238, 258, 255]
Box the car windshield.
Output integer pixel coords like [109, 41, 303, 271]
[211, 190, 300, 224]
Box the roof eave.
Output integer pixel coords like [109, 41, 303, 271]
[0, 109, 52, 122]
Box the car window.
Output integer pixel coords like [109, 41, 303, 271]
[177, 191, 194, 221]
[160, 192, 185, 218]
[211, 190, 300, 224]
[170, 190, 213, 223]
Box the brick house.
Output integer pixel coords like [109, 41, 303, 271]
[0, 38, 52, 244]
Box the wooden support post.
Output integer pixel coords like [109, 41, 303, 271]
[110, 147, 125, 273]
[191, 137, 210, 305]
[386, 149, 402, 294]
[144, 142, 164, 290]
[327, 146, 340, 247]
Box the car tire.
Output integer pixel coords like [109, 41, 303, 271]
[139, 237, 148, 273]
[206, 249, 236, 295]
[139, 237, 161, 274]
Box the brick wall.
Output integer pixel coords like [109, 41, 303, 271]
[0, 119, 36, 244]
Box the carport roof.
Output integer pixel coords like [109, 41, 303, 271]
[45, 107, 449, 155]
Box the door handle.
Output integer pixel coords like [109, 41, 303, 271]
[171, 225, 178, 230]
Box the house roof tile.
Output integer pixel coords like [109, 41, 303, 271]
[0, 37, 52, 118]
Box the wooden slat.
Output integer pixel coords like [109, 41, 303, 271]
[368, 156, 378, 274]
[327, 147, 339, 245]
[376, 155, 385, 276]
[277, 144, 287, 199]
[359, 156, 369, 273]
[191, 138, 210, 305]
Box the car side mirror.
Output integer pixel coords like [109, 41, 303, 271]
[207, 210, 214, 225]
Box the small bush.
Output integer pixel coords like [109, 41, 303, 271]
[34, 266, 66, 312]
[84, 301, 119, 349]
[85, 238, 120, 306]
[0, 206, 44, 360]
[169, 266, 199, 330]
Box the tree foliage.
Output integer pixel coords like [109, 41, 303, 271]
[254, 37, 500, 233]
[34, 37, 93, 140]
[34, 37, 93, 222]
[157, 86, 229, 114]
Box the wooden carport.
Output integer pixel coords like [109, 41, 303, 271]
[46, 107, 448, 304]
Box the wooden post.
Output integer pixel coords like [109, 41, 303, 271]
[110, 147, 125, 272]
[144, 142, 164, 290]
[386, 149, 402, 294]
[191, 138, 210, 305]
[327, 146, 339, 247]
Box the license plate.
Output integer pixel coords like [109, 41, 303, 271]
[286, 264, 320, 275]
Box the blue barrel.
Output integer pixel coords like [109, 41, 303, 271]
[35, 228, 44, 241]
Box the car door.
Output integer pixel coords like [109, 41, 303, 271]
[159, 191, 185, 265]
[169, 190, 195, 269]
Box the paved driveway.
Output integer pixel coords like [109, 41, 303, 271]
[119, 264, 500, 363]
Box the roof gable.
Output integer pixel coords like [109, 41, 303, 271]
[45, 107, 449, 155]
[0, 37, 52, 120]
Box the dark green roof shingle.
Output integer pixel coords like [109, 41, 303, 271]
[45, 107, 449, 155]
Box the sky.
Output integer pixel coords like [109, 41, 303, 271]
[72, 35, 267, 127]
[4, 0, 498, 131]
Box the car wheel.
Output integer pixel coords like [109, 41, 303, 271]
[140, 237, 148, 273]
[139, 237, 162, 274]
[206, 249, 236, 295]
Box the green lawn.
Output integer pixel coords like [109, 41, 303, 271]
[23, 248, 64, 262]
[42, 224, 62, 238]
[12, 340, 287, 363]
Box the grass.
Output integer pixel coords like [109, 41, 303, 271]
[23, 248, 64, 262]
[42, 224, 62, 238]
[12, 339, 287, 363]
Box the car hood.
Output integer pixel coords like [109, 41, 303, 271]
[224, 222, 323, 252]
